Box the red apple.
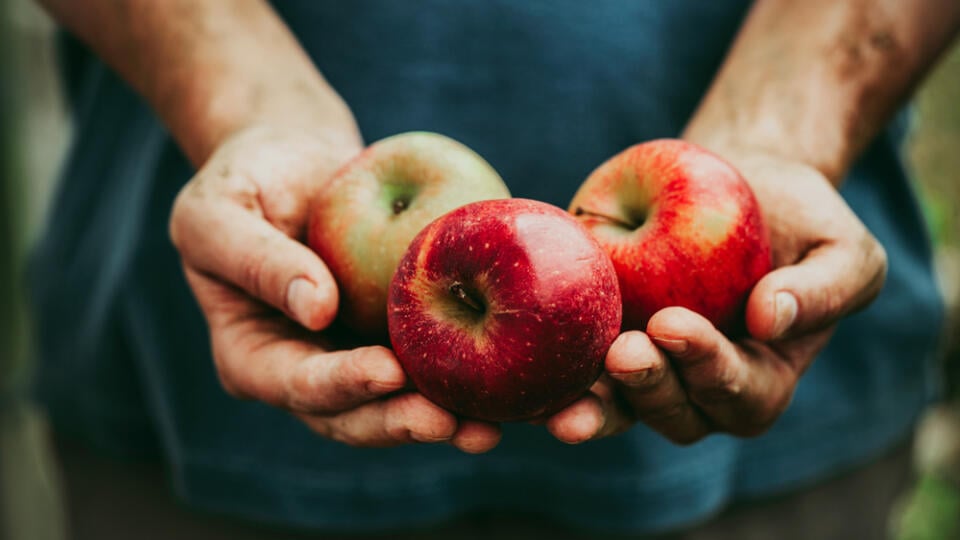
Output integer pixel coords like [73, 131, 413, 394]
[387, 199, 622, 422]
[308, 132, 510, 338]
[569, 139, 771, 335]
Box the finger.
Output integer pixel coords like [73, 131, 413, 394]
[451, 421, 502, 454]
[647, 307, 797, 436]
[545, 393, 605, 444]
[606, 331, 710, 444]
[296, 392, 458, 447]
[171, 181, 338, 330]
[542, 376, 631, 443]
[746, 238, 887, 341]
[186, 269, 406, 413]
[589, 377, 635, 438]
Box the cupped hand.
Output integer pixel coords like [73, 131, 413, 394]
[546, 151, 887, 444]
[169, 125, 501, 453]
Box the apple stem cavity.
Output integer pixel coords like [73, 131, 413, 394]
[450, 281, 485, 314]
[392, 197, 410, 215]
[574, 206, 642, 230]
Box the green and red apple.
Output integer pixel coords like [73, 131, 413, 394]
[388, 198, 622, 422]
[307, 132, 510, 338]
[570, 139, 772, 335]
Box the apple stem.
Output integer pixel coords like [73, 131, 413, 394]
[392, 198, 409, 215]
[573, 206, 636, 229]
[450, 282, 485, 314]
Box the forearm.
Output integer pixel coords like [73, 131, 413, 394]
[38, 0, 360, 166]
[684, 0, 960, 185]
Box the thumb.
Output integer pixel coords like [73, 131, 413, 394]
[170, 190, 339, 331]
[746, 239, 887, 341]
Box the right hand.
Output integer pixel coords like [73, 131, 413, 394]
[545, 149, 888, 445]
[169, 125, 502, 453]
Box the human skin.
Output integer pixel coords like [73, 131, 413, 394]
[37, 0, 500, 452]
[545, 0, 960, 445]
[38, 0, 960, 450]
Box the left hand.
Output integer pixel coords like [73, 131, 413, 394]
[544, 149, 888, 444]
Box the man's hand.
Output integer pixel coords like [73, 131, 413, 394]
[542, 0, 958, 445]
[169, 126, 502, 452]
[545, 150, 887, 444]
[35, 0, 503, 453]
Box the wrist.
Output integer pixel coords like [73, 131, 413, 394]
[150, 21, 362, 168]
[681, 103, 855, 187]
[681, 0, 960, 187]
[166, 73, 362, 167]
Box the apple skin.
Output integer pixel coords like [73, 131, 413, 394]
[308, 132, 510, 338]
[387, 198, 622, 422]
[569, 139, 772, 335]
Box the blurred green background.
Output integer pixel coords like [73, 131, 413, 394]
[0, 2, 957, 539]
[893, 40, 960, 540]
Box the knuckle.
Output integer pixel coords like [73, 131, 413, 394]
[867, 241, 888, 293]
[312, 367, 363, 414]
[220, 172, 261, 210]
[690, 364, 742, 406]
[218, 377, 246, 399]
[640, 402, 689, 424]
[237, 251, 269, 299]
[386, 423, 411, 442]
[693, 379, 742, 406]
[168, 183, 199, 250]
[287, 363, 325, 413]
[213, 357, 249, 400]
[679, 339, 721, 367]
[871, 239, 888, 271]
[384, 395, 421, 438]
[854, 234, 888, 307]
[822, 290, 844, 319]
[331, 431, 363, 447]
[334, 350, 371, 388]
[303, 417, 335, 441]
[355, 347, 405, 390]
[326, 417, 363, 447]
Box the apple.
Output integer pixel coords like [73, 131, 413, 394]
[569, 139, 772, 335]
[387, 198, 622, 422]
[308, 132, 510, 338]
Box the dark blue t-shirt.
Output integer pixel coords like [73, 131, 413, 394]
[31, 1, 944, 534]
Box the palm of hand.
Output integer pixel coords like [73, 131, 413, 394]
[545, 151, 887, 445]
[169, 126, 502, 452]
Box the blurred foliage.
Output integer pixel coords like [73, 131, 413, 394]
[909, 44, 960, 248]
[1, 0, 24, 395]
[1, 4, 69, 539]
[896, 39, 960, 540]
[894, 474, 960, 540]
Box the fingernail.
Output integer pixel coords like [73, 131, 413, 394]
[410, 431, 451, 443]
[772, 291, 798, 339]
[366, 379, 404, 394]
[611, 368, 657, 387]
[652, 337, 688, 355]
[287, 278, 317, 326]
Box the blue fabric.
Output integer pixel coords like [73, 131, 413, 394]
[31, 1, 944, 534]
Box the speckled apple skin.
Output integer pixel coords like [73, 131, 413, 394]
[570, 139, 772, 335]
[388, 199, 622, 422]
[308, 132, 509, 339]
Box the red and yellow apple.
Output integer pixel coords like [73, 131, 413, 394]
[569, 139, 771, 335]
[387, 199, 622, 422]
[308, 132, 510, 338]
